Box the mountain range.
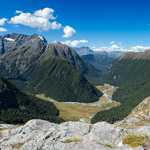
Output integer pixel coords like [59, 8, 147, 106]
[73, 46, 124, 73]
[0, 33, 102, 103]
[73, 46, 125, 58]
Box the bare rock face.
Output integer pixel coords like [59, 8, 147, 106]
[117, 97, 150, 129]
[0, 119, 149, 150]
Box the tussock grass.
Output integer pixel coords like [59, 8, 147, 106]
[123, 133, 150, 148]
[105, 142, 116, 148]
[61, 137, 82, 143]
[11, 143, 25, 149]
[0, 128, 13, 131]
[55, 103, 104, 121]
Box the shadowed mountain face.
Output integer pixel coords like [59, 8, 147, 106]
[0, 33, 102, 103]
[92, 49, 150, 124]
[0, 74, 64, 124]
[0, 74, 19, 110]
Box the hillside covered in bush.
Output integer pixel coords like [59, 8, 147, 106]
[0, 74, 64, 124]
[92, 51, 150, 124]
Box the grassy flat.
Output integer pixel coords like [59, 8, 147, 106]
[36, 84, 120, 122]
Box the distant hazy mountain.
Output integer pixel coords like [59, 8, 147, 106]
[106, 51, 125, 58]
[73, 47, 95, 56]
[92, 49, 150, 124]
[81, 54, 114, 72]
[73, 46, 125, 58]
[0, 74, 64, 124]
[0, 33, 102, 102]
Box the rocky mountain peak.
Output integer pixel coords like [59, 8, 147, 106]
[73, 46, 94, 56]
[0, 33, 47, 57]
[50, 42, 79, 60]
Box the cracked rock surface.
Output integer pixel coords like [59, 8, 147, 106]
[0, 119, 149, 150]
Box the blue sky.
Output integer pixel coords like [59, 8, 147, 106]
[1, 0, 150, 52]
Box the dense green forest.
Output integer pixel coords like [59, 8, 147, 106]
[91, 59, 150, 124]
[10, 57, 102, 103]
[0, 75, 64, 124]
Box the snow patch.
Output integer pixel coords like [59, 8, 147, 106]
[39, 36, 44, 40]
[5, 37, 14, 42]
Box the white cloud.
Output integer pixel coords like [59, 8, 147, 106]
[71, 40, 88, 47]
[119, 42, 122, 45]
[62, 26, 76, 38]
[91, 46, 96, 49]
[61, 39, 88, 47]
[0, 18, 8, 26]
[111, 44, 119, 49]
[16, 10, 22, 14]
[34, 8, 56, 20]
[130, 46, 150, 52]
[91, 44, 150, 52]
[91, 44, 96, 49]
[9, 8, 62, 32]
[92, 46, 109, 51]
[92, 44, 128, 52]
[110, 41, 114, 44]
[0, 27, 7, 32]
[61, 40, 71, 45]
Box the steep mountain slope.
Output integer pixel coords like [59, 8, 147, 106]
[81, 54, 114, 72]
[49, 43, 101, 78]
[117, 96, 150, 129]
[0, 33, 47, 78]
[92, 50, 150, 123]
[0, 33, 102, 102]
[0, 74, 64, 124]
[21, 57, 101, 102]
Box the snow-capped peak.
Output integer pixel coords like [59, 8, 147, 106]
[5, 37, 14, 42]
[38, 36, 44, 41]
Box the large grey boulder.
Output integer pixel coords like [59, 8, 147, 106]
[0, 119, 148, 150]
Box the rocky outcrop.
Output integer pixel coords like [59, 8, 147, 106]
[117, 97, 150, 129]
[0, 119, 150, 150]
